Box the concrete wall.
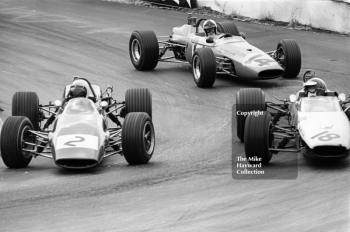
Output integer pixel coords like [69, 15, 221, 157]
[196, 0, 350, 34]
[103, 0, 350, 33]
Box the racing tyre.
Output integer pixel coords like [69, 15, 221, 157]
[276, 39, 301, 78]
[244, 112, 273, 165]
[236, 88, 266, 142]
[129, 30, 159, 71]
[217, 21, 240, 36]
[122, 112, 155, 165]
[12, 92, 40, 130]
[0, 116, 34, 168]
[185, 43, 194, 64]
[345, 109, 350, 120]
[192, 48, 216, 88]
[125, 88, 152, 118]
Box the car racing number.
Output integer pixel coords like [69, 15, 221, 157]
[64, 136, 85, 147]
[254, 58, 275, 66]
[245, 54, 275, 66]
[311, 131, 340, 141]
[56, 134, 98, 150]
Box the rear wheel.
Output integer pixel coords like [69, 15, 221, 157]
[192, 48, 216, 88]
[125, 88, 152, 118]
[217, 21, 240, 36]
[0, 118, 3, 137]
[12, 92, 40, 130]
[235, 88, 266, 142]
[276, 39, 301, 78]
[0, 116, 34, 168]
[122, 112, 155, 165]
[129, 30, 159, 71]
[244, 112, 273, 165]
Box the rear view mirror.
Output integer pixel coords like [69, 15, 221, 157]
[187, 15, 197, 26]
[102, 85, 114, 97]
[54, 100, 62, 107]
[339, 93, 346, 102]
[100, 101, 108, 109]
[240, 32, 246, 39]
[289, 94, 297, 103]
[303, 70, 315, 82]
[106, 85, 113, 94]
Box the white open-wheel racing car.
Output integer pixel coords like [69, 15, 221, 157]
[129, 16, 301, 88]
[0, 77, 155, 169]
[234, 71, 350, 164]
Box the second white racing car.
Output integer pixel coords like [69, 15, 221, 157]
[129, 16, 302, 88]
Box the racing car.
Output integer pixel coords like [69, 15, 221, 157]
[234, 71, 350, 164]
[0, 77, 155, 169]
[129, 15, 301, 88]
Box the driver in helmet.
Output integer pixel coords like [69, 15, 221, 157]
[303, 80, 318, 97]
[302, 78, 327, 97]
[43, 77, 91, 129]
[203, 19, 218, 42]
[67, 77, 89, 100]
[309, 77, 327, 96]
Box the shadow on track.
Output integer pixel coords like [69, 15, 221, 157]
[55, 160, 165, 175]
[305, 157, 350, 170]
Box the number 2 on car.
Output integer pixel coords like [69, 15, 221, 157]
[56, 134, 98, 150]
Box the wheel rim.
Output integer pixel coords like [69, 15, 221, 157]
[21, 125, 33, 159]
[131, 39, 141, 63]
[276, 46, 286, 68]
[143, 121, 155, 155]
[193, 55, 201, 81]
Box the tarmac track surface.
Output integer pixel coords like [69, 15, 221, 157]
[0, 0, 349, 231]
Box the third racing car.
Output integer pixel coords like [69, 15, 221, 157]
[235, 71, 350, 164]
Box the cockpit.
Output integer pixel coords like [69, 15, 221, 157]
[300, 96, 342, 112]
[65, 98, 96, 114]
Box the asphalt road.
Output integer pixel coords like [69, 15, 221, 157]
[0, 0, 349, 231]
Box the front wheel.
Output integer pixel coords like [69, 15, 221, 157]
[244, 112, 273, 165]
[125, 88, 152, 118]
[122, 113, 155, 165]
[276, 39, 301, 78]
[0, 116, 34, 168]
[235, 88, 266, 142]
[129, 30, 159, 71]
[192, 48, 216, 88]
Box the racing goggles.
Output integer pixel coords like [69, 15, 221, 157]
[205, 27, 216, 35]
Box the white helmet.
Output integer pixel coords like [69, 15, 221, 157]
[69, 78, 90, 98]
[203, 19, 217, 36]
[304, 78, 327, 96]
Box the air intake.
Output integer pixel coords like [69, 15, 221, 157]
[259, 70, 284, 79]
[313, 146, 348, 157]
[56, 159, 98, 169]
